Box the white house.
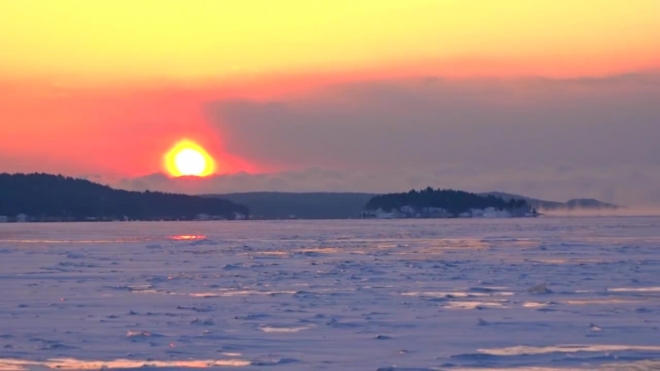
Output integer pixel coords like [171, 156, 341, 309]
[0, 216, 8, 223]
[16, 214, 29, 223]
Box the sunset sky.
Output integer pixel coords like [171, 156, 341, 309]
[1, 1, 659, 205]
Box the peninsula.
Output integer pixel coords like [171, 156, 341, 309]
[0, 173, 249, 222]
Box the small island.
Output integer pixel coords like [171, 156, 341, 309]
[0, 173, 249, 222]
[361, 187, 537, 219]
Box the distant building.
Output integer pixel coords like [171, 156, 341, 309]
[15, 214, 29, 222]
[234, 213, 247, 220]
[0, 216, 8, 223]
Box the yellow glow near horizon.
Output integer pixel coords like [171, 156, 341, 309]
[1, 0, 658, 83]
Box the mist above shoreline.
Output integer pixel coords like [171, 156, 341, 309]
[539, 207, 660, 217]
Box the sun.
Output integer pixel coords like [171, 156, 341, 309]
[174, 148, 206, 176]
[164, 140, 216, 177]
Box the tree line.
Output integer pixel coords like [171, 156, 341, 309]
[365, 187, 533, 215]
[0, 173, 249, 221]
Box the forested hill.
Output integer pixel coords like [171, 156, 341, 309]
[0, 173, 248, 222]
[363, 187, 536, 218]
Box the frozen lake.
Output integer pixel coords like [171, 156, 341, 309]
[0, 217, 659, 370]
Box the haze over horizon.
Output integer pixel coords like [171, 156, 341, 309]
[2, 1, 659, 206]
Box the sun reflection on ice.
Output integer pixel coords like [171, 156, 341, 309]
[168, 234, 206, 241]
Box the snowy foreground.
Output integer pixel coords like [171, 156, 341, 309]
[0, 217, 659, 370]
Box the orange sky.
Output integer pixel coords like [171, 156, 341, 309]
[1, 0, 659, 178]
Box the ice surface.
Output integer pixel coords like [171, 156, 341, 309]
[0, 217, 659, 370]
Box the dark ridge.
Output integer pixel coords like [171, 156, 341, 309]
[0, 173, 249, 222]
[204, 192, 375, 219]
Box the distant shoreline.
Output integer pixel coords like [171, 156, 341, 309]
[2, 173, 639, 223]
[3, 214, 660, 225]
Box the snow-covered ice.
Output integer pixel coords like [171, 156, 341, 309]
[0, 217, 659, 370]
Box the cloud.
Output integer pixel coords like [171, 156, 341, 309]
[115, 160, 660, 207]
[208, 75, 659, 170]
[187, 73, 660, 205]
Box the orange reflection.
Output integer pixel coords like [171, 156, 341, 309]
[0, 357, 250, 370]
[169, 235, 206, 241]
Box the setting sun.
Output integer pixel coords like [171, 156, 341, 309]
[164, 140, 215, 177]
